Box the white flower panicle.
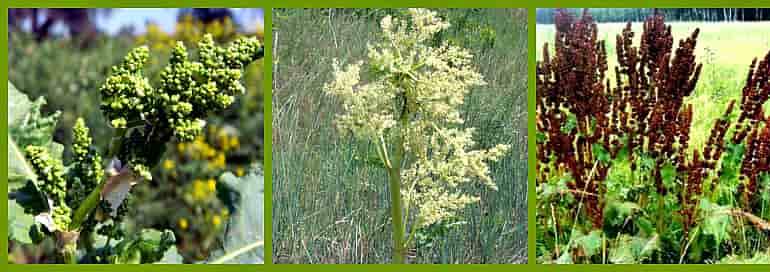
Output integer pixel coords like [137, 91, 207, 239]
[323, 9, 510, 229]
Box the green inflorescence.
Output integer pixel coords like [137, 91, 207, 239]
[101, 34, 263, 180]
[25, 146, 71, 230]
[69, 118, 104, 207]
[15, 32, 263, 263]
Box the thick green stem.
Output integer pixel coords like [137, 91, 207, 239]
[63, 244, 77, 264]
[388, 104, 408, 264]
[57, 231, 80, 264]
[388, 138, 405, 264]
[70, 182, 105, 231]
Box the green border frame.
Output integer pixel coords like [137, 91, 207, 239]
[3, 0, 770, 271]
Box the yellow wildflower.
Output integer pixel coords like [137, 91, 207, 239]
[162, 159, 175, 170]
[192, 179, 208, 200]
[207, 178, 217, 192]
[212, 215, 222, 226]
[229, 136, 240, 150]
[212, 153, 226, 169]
[178, 218, 188, 230]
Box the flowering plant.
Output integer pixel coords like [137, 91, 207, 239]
[8, 33, 263, 263]
[536, 9, 770, 264]
[324, 8, 510, 263]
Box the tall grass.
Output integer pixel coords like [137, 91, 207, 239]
[272, 9, 528, 263]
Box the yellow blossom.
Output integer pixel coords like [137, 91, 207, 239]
[228, 136, 240, 150]
[192, 179, 208, 200]
[212, 153, 226, 169]
[163, 159, 175, 170]
[178, 218, 189, 230]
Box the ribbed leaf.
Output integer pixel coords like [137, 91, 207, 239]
[208, 165, 264, 264]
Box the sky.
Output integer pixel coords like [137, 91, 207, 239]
[95, 8, 264, 35]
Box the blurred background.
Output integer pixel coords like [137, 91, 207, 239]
[8, 8, 264, 263]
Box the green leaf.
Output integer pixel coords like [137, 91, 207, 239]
[8, 199, 36, 243]
[699, 198, 732, 244]
[660, 162, 677, 188]
[604, 201, 640, 228]
[609, 234, 659, 264]
[111, 229, 176, 264]
[592, 143, 611, 164]
[11, 180, 49, 215]
[560, 112, 577, 134]
[6, 81, 64, 243]
[574, 230, 603, 257]
[7, 81, 62, 187]
[209, 165, 264, 264]
[8, 136, 36, 188]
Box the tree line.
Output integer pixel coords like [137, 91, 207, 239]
[536, 8, 770, 24]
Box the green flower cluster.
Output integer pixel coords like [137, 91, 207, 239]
[69, 118, 104, 207]
[100, 34, 263, 179]
[25, 146, 71, 230]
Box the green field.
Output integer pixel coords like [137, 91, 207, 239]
[272, 9, 528, 263]
[537, 21, 770, 150]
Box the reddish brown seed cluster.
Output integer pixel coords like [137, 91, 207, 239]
[734, 51, 770, 143]
[537, 9, 609, 228]
[681, 150, 704, 236]
[612, 10, 703, 195]
[741, 120, 770, 206]
[538, 8, 770, 234]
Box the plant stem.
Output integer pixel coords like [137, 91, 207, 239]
[69, 182, 105, 230]
[388, 108, 408, 264]
[389, 141, 406, 263]
[70, 126, 128, 231]
[63, 246, 77, 264]
[209, 240, 264, 264]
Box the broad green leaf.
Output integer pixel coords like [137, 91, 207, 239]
[110, 229, 176, 264]
[8, 199, 36, 243]
[660, 162, 677, 189]
[208, 165, 264, 264]
[592, 143, 611, 164]
[7, 81, 62, 186]
[609, 234, 659, 264]
[7, 81, 63, 243]
[572, 230, 603, 257]
[8, 136, 35, 187]
[604, 201, 640, 228]
[699, 198, 732, 244]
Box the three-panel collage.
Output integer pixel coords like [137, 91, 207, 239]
[3, 6, 770, 268]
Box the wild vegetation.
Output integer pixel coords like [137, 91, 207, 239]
[273, 8, 528, 264]
[536, 9, 770, 264]
[7, 9, 265, 264]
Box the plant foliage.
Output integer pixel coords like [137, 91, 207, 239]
[536, 9, 770, 264]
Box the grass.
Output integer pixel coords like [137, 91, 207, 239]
[272, 9, 528, 264]
[536, 21, 770, 150]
